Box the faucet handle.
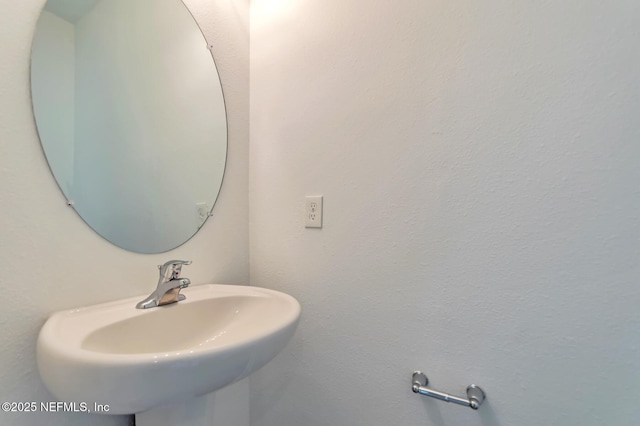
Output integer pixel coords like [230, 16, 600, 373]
[158, 260, 192, 279]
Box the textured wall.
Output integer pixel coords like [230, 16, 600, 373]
[249, 1, 640, 425]
[0, 0, 249, 425]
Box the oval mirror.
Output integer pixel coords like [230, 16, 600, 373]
[30, 0, 227, 253]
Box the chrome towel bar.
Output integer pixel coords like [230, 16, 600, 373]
[411, 371, 486, 410]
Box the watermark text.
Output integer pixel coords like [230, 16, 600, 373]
[2, 401, 110, 413]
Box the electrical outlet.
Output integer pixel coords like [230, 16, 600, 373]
[305, 196, 323, 228]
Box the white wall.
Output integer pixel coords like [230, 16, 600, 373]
[0, 0, 248, 425]
[250, 1, 640, 425]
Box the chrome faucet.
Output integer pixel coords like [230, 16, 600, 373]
[136, 260, 192, 309]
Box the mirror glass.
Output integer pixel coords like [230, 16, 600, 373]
[30, 0, 227, 253]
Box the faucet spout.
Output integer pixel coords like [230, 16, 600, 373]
[136, 260, 192, 309]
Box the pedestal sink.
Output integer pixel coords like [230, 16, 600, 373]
[37, 284, 301, 425]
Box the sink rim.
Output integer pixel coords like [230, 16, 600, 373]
[38, 284, 301, 365]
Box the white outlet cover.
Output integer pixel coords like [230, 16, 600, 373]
[305, 196, 323, 228]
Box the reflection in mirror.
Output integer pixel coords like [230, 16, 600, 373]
[31, 0, 227, 253]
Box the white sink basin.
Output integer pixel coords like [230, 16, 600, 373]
[37, 284, 301, 415]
